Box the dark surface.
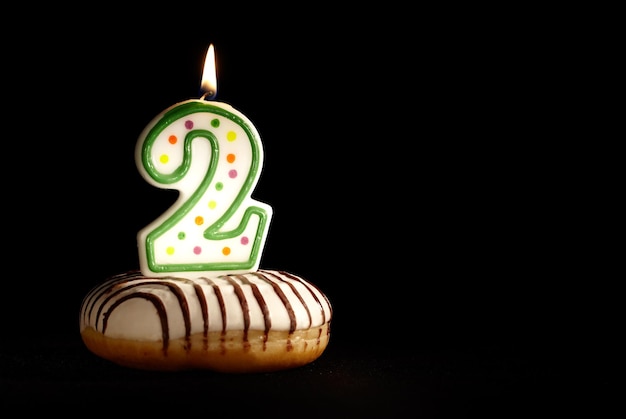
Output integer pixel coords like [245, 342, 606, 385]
[1, 10, 614, 417]
[0, 335, 575, 416]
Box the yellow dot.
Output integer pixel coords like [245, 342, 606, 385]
[195, 216, 204, 225]
[160, 154, 169, 164]
[208, 201, 216, 209]
[166, 246, 175, 255]
[222, 247, 231, 256]
[227, 131, 236, 142]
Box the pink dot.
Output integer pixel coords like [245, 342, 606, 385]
[185, 120, 194, 129]
[241, 236, 249, 245]
[193, 246, 202, 255]
[228, 169, 238, 178]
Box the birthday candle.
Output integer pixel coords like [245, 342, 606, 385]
[135, 44, 273, 278]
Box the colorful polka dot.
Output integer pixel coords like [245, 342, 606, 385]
[166, 246, 175, 255]
[208, 200, 216, 209]
[160, 154, 169, 164]
[195, 216, 204, 225]
[177, 232, 186, 240]
[193, 246, 202, 255]
[241, 236, 249, 245]
[222, 247, 231, 256]
[229, 169, 237, 179]
[215, 182, 223, 191]
[227, 153, 235, 163]
[185, 120, 194, 129]
[211, 118, 220, 128]
[227, 131, 236, 142]
[168, 135, 177, 144]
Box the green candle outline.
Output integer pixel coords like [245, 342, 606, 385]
[138, 101, 271, 274]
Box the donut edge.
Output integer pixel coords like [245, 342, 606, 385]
[81, 322, 331, 373]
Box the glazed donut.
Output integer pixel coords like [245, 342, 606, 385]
[79, 269, 332, 373]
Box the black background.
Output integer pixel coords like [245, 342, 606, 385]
[0, 7, 615, 417]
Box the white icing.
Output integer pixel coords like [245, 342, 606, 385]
[79, 270, 332, 342]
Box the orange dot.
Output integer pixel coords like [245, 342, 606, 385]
[226, 153, 235, 163]
[168, 135, 177, 144]
[195, 216, 204, 225]
[222, 247, 231, 256]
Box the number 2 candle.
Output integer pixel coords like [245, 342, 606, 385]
[135, 44, 273, 278]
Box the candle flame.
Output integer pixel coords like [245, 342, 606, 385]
[201, 44, 217, 100]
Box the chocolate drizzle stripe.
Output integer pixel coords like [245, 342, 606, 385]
[94, 280, 192, 349]
[236, 275, 271, 343]
[253, 272, 298, 333]
[103, 292, 169, 355]
[83, 273, 139, 324]
[83, 271, 145, 319]
[200, 277, 228, 334]
[224, 276, 250, 342]
[192, 283, 209, 338]
[271, 270, 332, 324]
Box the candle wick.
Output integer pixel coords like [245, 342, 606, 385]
[200, 91, 216, 101]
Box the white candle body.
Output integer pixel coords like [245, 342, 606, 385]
[136, 99, 272, 278]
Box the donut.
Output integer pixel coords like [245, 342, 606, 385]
[79, 269, 332, 373]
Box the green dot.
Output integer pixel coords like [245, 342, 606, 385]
[211, 118, 220, 128]
[177, 232, 186, 240]
[215, 182, 223, 191]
